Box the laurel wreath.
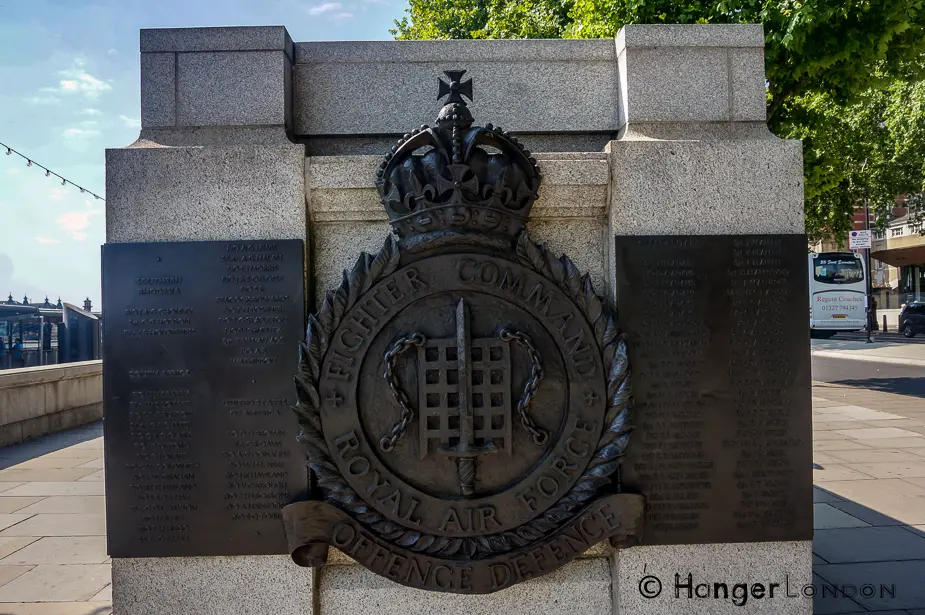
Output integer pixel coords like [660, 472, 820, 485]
[293, 230, 631, 558]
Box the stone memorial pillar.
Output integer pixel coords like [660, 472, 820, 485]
[105, 24, 811, 615]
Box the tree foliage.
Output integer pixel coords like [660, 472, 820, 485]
[392, 0, 925, 238]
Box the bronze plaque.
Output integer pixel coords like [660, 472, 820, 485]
[282, 72, 644, 594]
[615, 235, 813, 545]
[102, 239, 306, 557]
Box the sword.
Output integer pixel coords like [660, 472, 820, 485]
[439, 299, 496, 496]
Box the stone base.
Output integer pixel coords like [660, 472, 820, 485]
[616, 541, 813, 614]
[319, 557, 612, 615]
[112, 555, 313, 615]
[111, 541, 811, 614]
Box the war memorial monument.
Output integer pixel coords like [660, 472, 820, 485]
[102, 22, 812, 614]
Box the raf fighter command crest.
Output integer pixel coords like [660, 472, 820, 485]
[283, 71, 644, 593]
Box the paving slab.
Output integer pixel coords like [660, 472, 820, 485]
[7, 458, 95, 470]
[856, 437, 925, 449]
[813, 464, 876, 482]
[0, 470, 98, 483]
[902, 477, 925, 489]
[1, 537, 109, 565]
[815, 405, 874, 414]
[77, 470, 105, 482]
[815, 431, 856, 441]
[814, 452, 851, 464]
[90, 584, 112, 602]
[834, 427, 923, 440]
[0, 516, 33, 533]
[814, 560, 925, 611]
[814, 440, 873, 451]
[0, 514, 104, 537]
[0, 564, 111, 602]
[825, 449, 925, 463]
[844, 461, 925, 479]
[820, 479, 925, 525]
[42, 449, 102, 461]
[14, 496, 104, 515]
[813, 487, 845, 503]
[814, 526, 925, 563]
[0, 498, 44, 514]
[1, 483, 104, 497]
[824, 408, 905, 421]
[0, 537, 40, 560]
[813, 504, 870, 530]
[814, 420, 869, 431]
[811, 573, 865, 614]
[0, 565, 34, 586]
[0, 484, 26, 494]
[75, 459, 104, 470]
[825, 499, 907, 527]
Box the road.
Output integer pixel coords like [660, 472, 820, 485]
[812, 348, 925, 398]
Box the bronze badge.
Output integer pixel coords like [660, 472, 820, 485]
[283, 71, 644, 594]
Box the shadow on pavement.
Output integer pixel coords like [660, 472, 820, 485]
[827, 377, 925, 399]
[0, 419, 102, 469]
[813, 485, 925, 612]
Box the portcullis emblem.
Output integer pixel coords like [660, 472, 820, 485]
[283, 71, 644, 594]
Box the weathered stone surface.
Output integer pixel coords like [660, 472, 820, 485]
[617, 23, 765, 49]
[140, 53, 175, 128]
[318, 558, 612, 615]
[617, 23, 768, 126]
[623, 47, 730, 123]
[105, 143, 305, 243]
[112, 556, 312, 615]
[608, 137, 803, 236]
[730, 48, 768, 121]
[616, 541, 812, 614]
[293, 40, 618, 136]
[141, 26, 293, 57]
[176, 51, 289, 127]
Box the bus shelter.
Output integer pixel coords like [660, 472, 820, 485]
[0, 304, 54, 369]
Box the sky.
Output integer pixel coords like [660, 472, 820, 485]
[0, 0, 403, 310]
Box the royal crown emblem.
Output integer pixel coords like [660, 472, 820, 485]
[376, 70, 541, 243]
[284, 71, 644, 594]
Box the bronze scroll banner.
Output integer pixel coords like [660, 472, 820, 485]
[282, 493, 644, 594]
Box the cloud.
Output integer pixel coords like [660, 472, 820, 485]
[45, 61, 112, 99]
[56, 210, 101, 241]
[23, 95, 61, 105]
[62, 127, 101, 140]
[332, 11, 354, 19]
[49, 187, 68, 202]
[306, 2, 342, 14]
[107, 48, 118, 56]
[34, 237, 61, 245]
[78, 108, 102, 116]
[119, 115, 141, 128]
[4, 168, 21, 176]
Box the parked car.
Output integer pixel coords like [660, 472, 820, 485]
[899, 301, 925, 338]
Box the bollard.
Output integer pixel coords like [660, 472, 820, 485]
[883, 315, 888, 333]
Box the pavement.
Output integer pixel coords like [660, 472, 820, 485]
[811, 382, 925, 614]
[0, 423, 109, 615]
[812, 335, 925, 368]
[0, 351, 919, 613]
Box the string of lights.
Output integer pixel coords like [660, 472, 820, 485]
[1, 140, 105, 201]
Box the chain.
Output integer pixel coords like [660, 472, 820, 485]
[498, 328, 548, 446]
[380, 332, 427, 452]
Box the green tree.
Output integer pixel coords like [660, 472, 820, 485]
[391, 0, 925, 238]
